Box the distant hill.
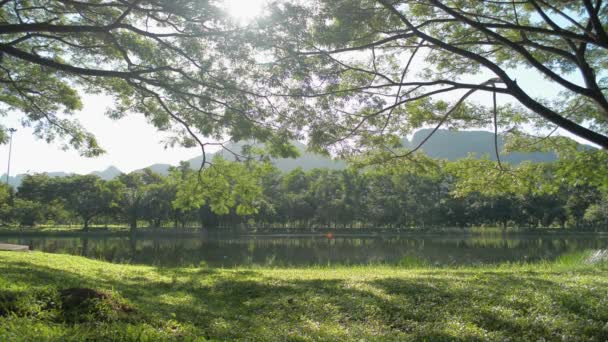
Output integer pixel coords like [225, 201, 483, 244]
[403, 129, 558, 164]
[134, 163, 174, 175]
[186, 140, 345, 173]
[130, 141, 345, 176]
[2, 129, 578, 187]
[90, 166, 122, 180]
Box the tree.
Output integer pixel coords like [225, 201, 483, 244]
[281, 168, 315, 227]
[362, 171, 402, 228]
[172, 158, 267, 228]
[564, 185, 600, 228]
[340, 169, 366, 228]
[60, 175, 115, 231]
[256, 0, 608, 158]
[17, 173, 59, 203]
[11, 198, 45, 227]
[15, 173, 68, 225]
[114, 172, 145, 232]
[141, 174, 176, 228]
[0, 183, 11, 225]
[584, 194, 608, 227]
[0, 0, 289, 159]
[308, 169, 345, 227]
[252, 166, 284, 228]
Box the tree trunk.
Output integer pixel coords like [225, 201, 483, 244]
[129, 217, 137, 234]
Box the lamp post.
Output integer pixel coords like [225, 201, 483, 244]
[5, 128, 16, 185]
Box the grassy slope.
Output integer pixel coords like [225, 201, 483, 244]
[1, 252, 607, 341]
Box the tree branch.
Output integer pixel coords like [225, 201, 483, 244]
[378, 0, 608, 149]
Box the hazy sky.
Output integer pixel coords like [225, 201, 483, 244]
[0, 94, 214, 175]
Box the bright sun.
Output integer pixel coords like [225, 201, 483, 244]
[222, 0, 268, 23]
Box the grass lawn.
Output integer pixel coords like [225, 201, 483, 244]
[1, 251, 607, 341]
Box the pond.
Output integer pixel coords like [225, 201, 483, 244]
[2, 233, 608, 267]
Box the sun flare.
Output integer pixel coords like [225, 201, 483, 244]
[222, 0, 267, 23]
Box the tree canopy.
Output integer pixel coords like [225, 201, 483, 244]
[250, 0, 608, 156]
[0, 0, 292, 161]
[0, 0, 606, 171]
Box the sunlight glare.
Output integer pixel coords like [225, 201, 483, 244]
[222, 0, 267, 23]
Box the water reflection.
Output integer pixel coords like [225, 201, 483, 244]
[5, 234, 608, 267]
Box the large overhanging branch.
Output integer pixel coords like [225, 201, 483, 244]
[430, 1, 608, 115]
[0, 44, 173, 78]
[376, 0, 608, 149]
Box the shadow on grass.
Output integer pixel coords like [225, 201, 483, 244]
[1, 259, 608, 340]
[373, 272, 608, 340]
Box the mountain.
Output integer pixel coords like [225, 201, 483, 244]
[90, 166, 122, 180]
[136, 163, 173, 175]
[130, 141, 346, 176]
[186, 140, 345, 173]
[403, 129, 558, 164]
[126, 131, 561, 177]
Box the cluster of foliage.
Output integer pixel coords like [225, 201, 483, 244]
[254, 151, 608, 230]
[1, 150, 606, 230]
[0, 158, 269, 231]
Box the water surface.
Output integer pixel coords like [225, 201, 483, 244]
[3, 233, 607, 267]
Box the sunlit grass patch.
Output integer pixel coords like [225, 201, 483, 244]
[0, 251, 607, 340]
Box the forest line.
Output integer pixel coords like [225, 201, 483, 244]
[1, 151, 606, 232]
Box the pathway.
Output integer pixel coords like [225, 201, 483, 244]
[0, 243, 29, 251]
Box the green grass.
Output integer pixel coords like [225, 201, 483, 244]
[1, 252, 608, 341]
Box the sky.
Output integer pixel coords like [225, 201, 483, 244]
[0, 94, 209, 175]
[0, 0, 595, 177]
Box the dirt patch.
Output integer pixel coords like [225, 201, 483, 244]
[60, 288, 132, 313]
